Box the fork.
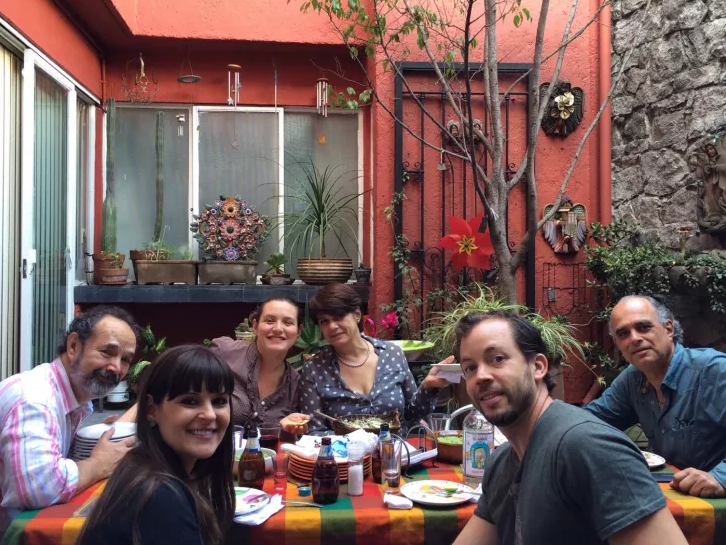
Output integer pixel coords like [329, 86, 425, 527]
[245, 491, 323, 508]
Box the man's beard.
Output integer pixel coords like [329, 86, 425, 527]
[71, 351, 121, 398]
[476, 367, 537, 428]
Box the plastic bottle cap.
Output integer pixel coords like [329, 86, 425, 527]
[298, 485, 312, 496]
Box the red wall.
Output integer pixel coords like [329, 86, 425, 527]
[0, 0, 102, 97]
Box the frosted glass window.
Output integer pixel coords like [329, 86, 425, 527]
[283, 113, 359, 278]
[197, 111, 280, 263]
[115, 107, 190, 279]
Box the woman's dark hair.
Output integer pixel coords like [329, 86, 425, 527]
[308, 283, 362, 323]
[250, 296, 304, 326]
[58, 305, 140, 355]
[77, 345, 235, 545]
[454, 311, 556, 393]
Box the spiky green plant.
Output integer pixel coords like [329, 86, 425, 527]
[153, 111, 165, 242]
[281, 160, 366, 259]
[423, 284, 584, 365]
[101, 98, 117, 254]
[288, 314, 328, 370]
[264, 252, 286, 274]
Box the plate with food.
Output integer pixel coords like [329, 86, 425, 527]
[234, 487, 270, 515]
[643, 451, 666, 469]
[332, 411, 401, 435]
[400, 480, 475, 506]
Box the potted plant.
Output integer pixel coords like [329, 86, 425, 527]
[126, 325, 167, 394]
[191, 195, 269, 284]
[422, 284, 584, 401]
[288, 314, 328, 370]
[234, 319, 255, 342]
[131, 112, 171, 266]
[354, 262, 372, 284]
[281, 161, 367, 285]
[260, 252, 293, 285]
[93, 98, 129, 285]
[133, 231, 197, 285]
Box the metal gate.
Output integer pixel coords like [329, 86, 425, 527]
[391, 62, 534, 337]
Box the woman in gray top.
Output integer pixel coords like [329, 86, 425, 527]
[295, 283, 451, 435]
[209, 296, 303, 429]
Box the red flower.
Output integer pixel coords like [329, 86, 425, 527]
[437, 213, 494, 272]
[382, 311, 399, 331]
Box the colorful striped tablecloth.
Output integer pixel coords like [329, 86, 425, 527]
[655, 466, 726, 545]
[2, 462, 474, 545]
[4, 463, 726, 545]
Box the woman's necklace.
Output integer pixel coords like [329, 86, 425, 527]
[335, 342, 371, 368]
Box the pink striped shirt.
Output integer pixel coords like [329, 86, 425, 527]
[0, 359, 92, 533]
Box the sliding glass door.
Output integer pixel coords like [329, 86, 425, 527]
[19, 50, 76, 370]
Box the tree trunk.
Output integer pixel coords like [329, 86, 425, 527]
[496, 265, 518, 305]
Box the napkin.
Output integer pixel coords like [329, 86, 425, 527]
[234, 494, 284, 525]
[434, 371, 464, 384]
[383, 494, 413, 510]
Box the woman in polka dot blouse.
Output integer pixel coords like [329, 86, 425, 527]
[292, 283, 452, 435]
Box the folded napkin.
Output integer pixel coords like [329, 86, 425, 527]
[435, 371, 464, 384]
[234, 494, 284, 526]
[469, 484, 482, 503]
[384, 494, 413, 510]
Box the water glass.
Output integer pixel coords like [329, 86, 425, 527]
[273, 452, 289, 492]
[233, 425, 245, 449]
[427, 413, 450, 433]
[381, 437, 403, 491]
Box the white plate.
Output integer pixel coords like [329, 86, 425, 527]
[400, 480, 475, 506]
[76, 423, 136, 440]
[643, 451, 666, 469]
[234, 487, 270, 515]
[432, 363, 463, 373]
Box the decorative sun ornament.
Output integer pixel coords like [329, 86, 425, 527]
[554, 92, 575, 119]
[437, 213, 494, 272]
[191, 196, 268, 261]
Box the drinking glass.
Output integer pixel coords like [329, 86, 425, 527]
[381, 437, 403, 491]
[233, 425, 245, 449]
[259, 425, 281, 452]
[427, 413, 450, 433]
[273, 452, 289, 492]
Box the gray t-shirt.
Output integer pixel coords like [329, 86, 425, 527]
[474, 400, 666, 545]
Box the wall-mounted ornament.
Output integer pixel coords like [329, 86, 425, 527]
[316, 78, 329, 117]
[542, 198, 588, 254]
[539, 81, 583, 137]
[688, 132, 726, 235]
[227, 64, 242, 108]
[444, 118, 484, 146]
[122, 54, 159, 104]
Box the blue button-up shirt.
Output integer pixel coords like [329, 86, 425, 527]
[585, 343, 726, 487]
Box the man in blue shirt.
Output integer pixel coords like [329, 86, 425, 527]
[585, 295, 726, 498]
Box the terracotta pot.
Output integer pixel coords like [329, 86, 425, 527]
[134, 260, 197, 285]
[197, 261, 257, 285]
[92, 253, 125, 285]
[235, 331, 256, 342]
[296, 257, 353, 285]
[129, 249, 171, 261]
[97, 268, 129, 285]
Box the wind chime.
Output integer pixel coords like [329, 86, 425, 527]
[227, 64, 242, 108]
[316, 77, 329, 117]
[121, 53, 159, 104]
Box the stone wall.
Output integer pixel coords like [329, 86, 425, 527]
[611, 0, 726, 250]
[611, 0, 726, 349]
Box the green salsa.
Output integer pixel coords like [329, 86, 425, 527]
[437, 435, 463, 445]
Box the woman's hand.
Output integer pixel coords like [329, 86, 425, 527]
[280, 413, 311, 435]
[421, 356, 455, 390]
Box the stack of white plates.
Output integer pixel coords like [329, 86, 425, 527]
[70, 422, 137, 461]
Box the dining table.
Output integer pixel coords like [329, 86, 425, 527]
[3, 463, 726, 545]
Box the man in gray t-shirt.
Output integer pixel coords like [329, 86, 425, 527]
[452, 311, 687, 545]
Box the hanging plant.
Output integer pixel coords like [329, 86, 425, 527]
[191, 196, 270, 261]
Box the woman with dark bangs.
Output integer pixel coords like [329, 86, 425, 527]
[77, 345, 235, 545]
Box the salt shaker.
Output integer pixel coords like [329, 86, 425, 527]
[347, 442, 365, 496]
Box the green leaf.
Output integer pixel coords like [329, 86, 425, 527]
[522, 7, 531, 20]
[513, 14, 521, 27]
[346, 86, 355, 95]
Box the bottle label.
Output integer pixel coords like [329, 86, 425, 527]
[463, 431, 493, 478]
[318, 444, 334, 460]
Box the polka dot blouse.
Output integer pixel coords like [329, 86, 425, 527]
[299, 335, 439, 435]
